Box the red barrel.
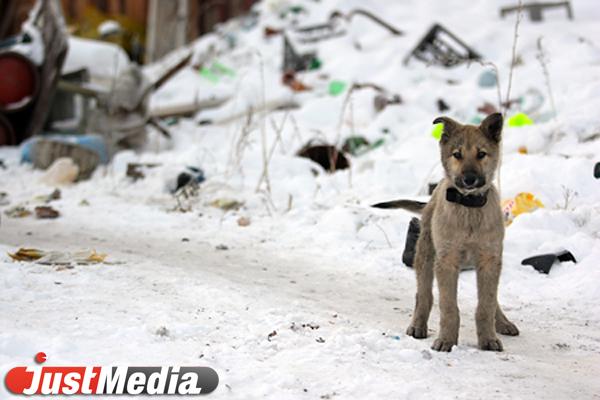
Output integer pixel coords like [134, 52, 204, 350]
[0, 51, 39, 112]
[0, 113, 16, 145]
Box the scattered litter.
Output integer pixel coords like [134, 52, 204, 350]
[518, 146, 528, 154]
[22, 135, 108, 179]
[328, 80, 346, 96]
[40, 157, 79, 186]
[126, 162, 160, 181]
[200, 61, 236, 83]
[478, 70, 498, 88]
[522, 250, 576, 274]
[237, 217, 251, 227]
[47, 188, 61, 202]
[35, 205, 60, 219]
[34, 188, 61, 203]
[282, 71, 311, 92]
[508, 112, 534, 127]
[0, 191, 9, 206]
[283, 7, 403, 61]
[437, 98, 450, 112]
[478, 102, 499, 115]
[402, 218, 421, 268]
[215, 244, 229, 251]
[155, 326, 170, 337]
[4, 206, 32, 218]
[8, 248, 107, 265]
[79, 199, 90, 206]
[594, 162, 599, 179]
[267, 330, 277, 341]
[290, 322, 320, 331]
[342, 136, 384, 156]
[373, 93, 402, 112]
[315, 337, 325, 343]
[8, 248, 45, 262]
[174, 167, 205, 193]
[502, 192, 544, 225]
[342, 136, 369, 156]
[211, 199, 243, 211]
[404, 24, 480, 67]
[330, 9, 404, 37]
[283, 34, 320, 73]
[297, 142, 350, 172]
[500, 1, 573, 22]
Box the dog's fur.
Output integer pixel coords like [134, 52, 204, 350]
[375, 113, 519, 352]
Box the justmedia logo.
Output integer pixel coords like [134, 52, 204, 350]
[4, 352, 219, 396]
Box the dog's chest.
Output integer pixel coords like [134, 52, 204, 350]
[432, 202, 503, 247]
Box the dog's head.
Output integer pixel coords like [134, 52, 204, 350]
[434, 113, 503, 194]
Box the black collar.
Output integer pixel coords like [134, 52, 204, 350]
[446, 187, 488, 208]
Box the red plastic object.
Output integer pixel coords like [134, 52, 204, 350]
[0, 51, 39, 112]
[0, 113, 16, 145]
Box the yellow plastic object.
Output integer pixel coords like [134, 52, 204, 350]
[432, 123, 444, 140]
[502, 192, 544, 225]
[508, 112, 533, 127]
[66, 5, 146, 61]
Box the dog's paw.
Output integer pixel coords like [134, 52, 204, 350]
[431, 338, 456, 352]
[406, 325, 428, 339]
[496, 320, 519, 336]
[479, 337, 504, 352]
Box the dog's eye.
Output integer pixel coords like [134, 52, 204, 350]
[477, 151, 487, 159]
[452, 151, 462, 160]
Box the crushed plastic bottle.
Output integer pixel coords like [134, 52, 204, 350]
[502, 192, 544, 225]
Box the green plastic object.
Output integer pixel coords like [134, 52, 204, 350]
[432, 123, 444, 140]
[309, 58, 322, 70]
[329, 80, 346, 96]
[470, 115, 483, 124]
[200, 61, 235, 83]
[212, 62, 235, 77]
[508, 112, 533, 127]
[200, 67, 219, 83]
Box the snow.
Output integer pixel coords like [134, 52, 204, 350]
[2, 0, 600, 398]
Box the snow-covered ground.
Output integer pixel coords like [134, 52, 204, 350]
[1, 0, 600, 398]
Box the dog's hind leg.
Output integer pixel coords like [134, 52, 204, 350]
[406, 212, 434, 339]
[496, 305, 519, 336]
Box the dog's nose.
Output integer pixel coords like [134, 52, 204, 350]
[462, 172, 479, 188]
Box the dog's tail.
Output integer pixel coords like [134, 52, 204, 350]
[371, 199, 427, 214]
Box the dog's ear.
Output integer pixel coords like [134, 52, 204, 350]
[433, 116, 459, 143]
[480, 113, 503, 143]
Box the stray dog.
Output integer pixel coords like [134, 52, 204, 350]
[373, 113, 519, 352]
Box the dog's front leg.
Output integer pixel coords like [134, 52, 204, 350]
[431, 251, 460, 352]
[476, 254, 503, 351]
[406, 228, 434, 339]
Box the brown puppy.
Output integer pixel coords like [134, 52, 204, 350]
[375, 113, 519, 352]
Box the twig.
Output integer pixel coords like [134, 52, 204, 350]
[256, 112, 289, 191]
[504, 0, 523, 115]
[375, 222, 393, 249]
[536, 37, 557, 118]
[499, 0, 523, 196]
[474, 60, 504, 114]
[255, 50, 271, 195]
